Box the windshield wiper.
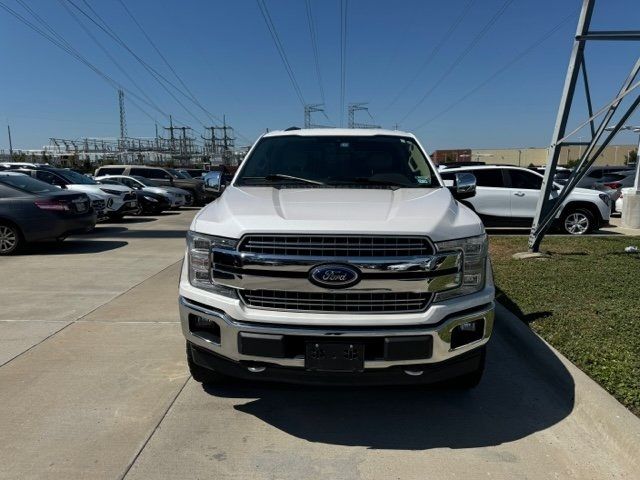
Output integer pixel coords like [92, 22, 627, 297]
[244, 174, 326, 186]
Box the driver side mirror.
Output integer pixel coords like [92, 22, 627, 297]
[203, 171, 222, 193]
[446, 173, 476, 200]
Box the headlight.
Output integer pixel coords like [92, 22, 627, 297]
[143, 195, 158, 202]
[100, 188, 123, 196]
[599, 193, 611, 206]
[187, 231, 238, 297]
[433, 234, 488, 301]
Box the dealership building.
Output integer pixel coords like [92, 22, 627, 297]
[432, 144, 637, 167]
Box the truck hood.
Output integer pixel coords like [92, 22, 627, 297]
[192, 186, 483, 242]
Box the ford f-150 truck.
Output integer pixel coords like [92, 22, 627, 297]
[179, 129, 495, 387]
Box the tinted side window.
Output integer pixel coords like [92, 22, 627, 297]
[98, 167, 125, 175]
[130, 168, 167, 179]
[36, 171, 66, 187]
[509, 170, 543, 189]
[0, 184, 20, 198]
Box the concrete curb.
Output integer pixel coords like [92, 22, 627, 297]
[495, 302, 640, 463]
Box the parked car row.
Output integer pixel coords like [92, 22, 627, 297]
[440, 165, 611, 234]
[0, 163, 207, 255]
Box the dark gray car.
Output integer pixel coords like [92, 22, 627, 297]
[0, 173, 96, 255]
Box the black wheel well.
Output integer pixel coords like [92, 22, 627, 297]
[0, 217, 23, 239]
[562, 201, 601, 222]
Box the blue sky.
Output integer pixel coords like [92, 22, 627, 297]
[1, 0, 639, 151]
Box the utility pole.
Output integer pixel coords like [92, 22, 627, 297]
[118, 89, 127, 139]
[205, 116, 236, 165]
[7, 124, 13, 156]
[347, 103, 380, 129]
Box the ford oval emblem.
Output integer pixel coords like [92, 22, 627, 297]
[309, 264, 361, 289]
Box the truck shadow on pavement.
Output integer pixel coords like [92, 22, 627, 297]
[22, 239, 128, 255]
[203, 312, 575, 450]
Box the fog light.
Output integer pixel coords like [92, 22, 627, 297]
[450, 319, 484, 349]
[189, 314, 221, 343]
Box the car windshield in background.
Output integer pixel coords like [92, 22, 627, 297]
[235, 135, 438, 188]
[166, 168, 190, 179]
[131, 175, 159, 187]
[0, 174, 60, 194]
[177, 171, 193, 179]
[57, 169, 97, 185]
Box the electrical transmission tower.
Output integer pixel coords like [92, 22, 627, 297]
[528, 0, 640, 252]
[118, 89, 127, 139]
[304, 104, 329, 128]
[205, 116, 236, 165]
[347, 103, 380, 129]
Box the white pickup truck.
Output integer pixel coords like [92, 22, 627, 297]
[179, 129, 495, 387]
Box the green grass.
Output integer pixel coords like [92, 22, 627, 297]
[489, 235, 640, 416]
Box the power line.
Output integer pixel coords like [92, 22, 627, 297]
[0, 0, 164, 124]
[53, 0, 167, 119]
[340, 0, 349, 126]
[397, 0, 515, 125]
[412, 9, 578, 131]
[384, 0, 476, 111]
[113, 0, 222, 129]
[305, 0, 325, 105]
[65, 0, 208, 128]
[256, 0, 306, 106]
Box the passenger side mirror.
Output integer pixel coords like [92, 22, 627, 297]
[448, 173, 476, 200]
[203, 171, 222, 193]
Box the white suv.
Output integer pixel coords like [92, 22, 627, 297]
[440, 165, 611, 234]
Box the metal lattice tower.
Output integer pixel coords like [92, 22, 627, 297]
[347, 103, 380, 129]
[117, 89, 127, 139]
[528, 0, 640, 252]
[304, 104, 328, 128]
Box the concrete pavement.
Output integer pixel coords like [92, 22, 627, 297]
[1, 209, 639, 479]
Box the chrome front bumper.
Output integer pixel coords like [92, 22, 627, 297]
[179, 296, 494, 369]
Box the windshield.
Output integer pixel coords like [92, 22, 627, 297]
[165, 168, 189, 179]
[57, 169, 97, 185]
[131, 175, 159, 187]
[0, 174, 60, 194]
[176, 170, 193, 179]
[235, 135, 438, 188]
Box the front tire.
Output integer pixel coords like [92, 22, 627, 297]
[561, 208, 594, 235]
[0, 222, 21, 255]
[186, 342, 228, 385]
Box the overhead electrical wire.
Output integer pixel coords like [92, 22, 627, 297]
[340, 0, 348, 126]
[52, 0, 167, 120]
[113, 0, 229, 131]
[0, 0, 164, 126]
[397, 0, 515, 125]
[256, 0, 306, 107]
[412, 10, 578, 130]
[305, 0, 325, 105]
[384, 0, 477, 111]
[64, 0, 209, 128]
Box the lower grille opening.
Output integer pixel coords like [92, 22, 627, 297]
[240, 290, 431, 313]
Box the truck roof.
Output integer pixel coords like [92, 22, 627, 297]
[262, 128, 416, 139]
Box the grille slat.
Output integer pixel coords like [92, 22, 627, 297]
[240, 235, 433, 257]
[241, 290, 431, 313]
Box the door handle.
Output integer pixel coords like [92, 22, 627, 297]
[514, 192, 525, 197]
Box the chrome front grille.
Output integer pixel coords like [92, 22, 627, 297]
[239, 235, 433, 257]
[240, 290, 432, 313]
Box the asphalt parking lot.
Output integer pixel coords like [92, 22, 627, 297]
[1, 209, 639, 480]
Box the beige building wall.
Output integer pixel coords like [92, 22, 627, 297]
[470, 144, 636, 167]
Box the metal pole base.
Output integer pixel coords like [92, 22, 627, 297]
[622, 191, 640, 229]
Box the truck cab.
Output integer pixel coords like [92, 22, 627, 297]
[180, 129, 494, 387]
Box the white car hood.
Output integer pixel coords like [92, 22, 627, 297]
[192, 186, 483, 242]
